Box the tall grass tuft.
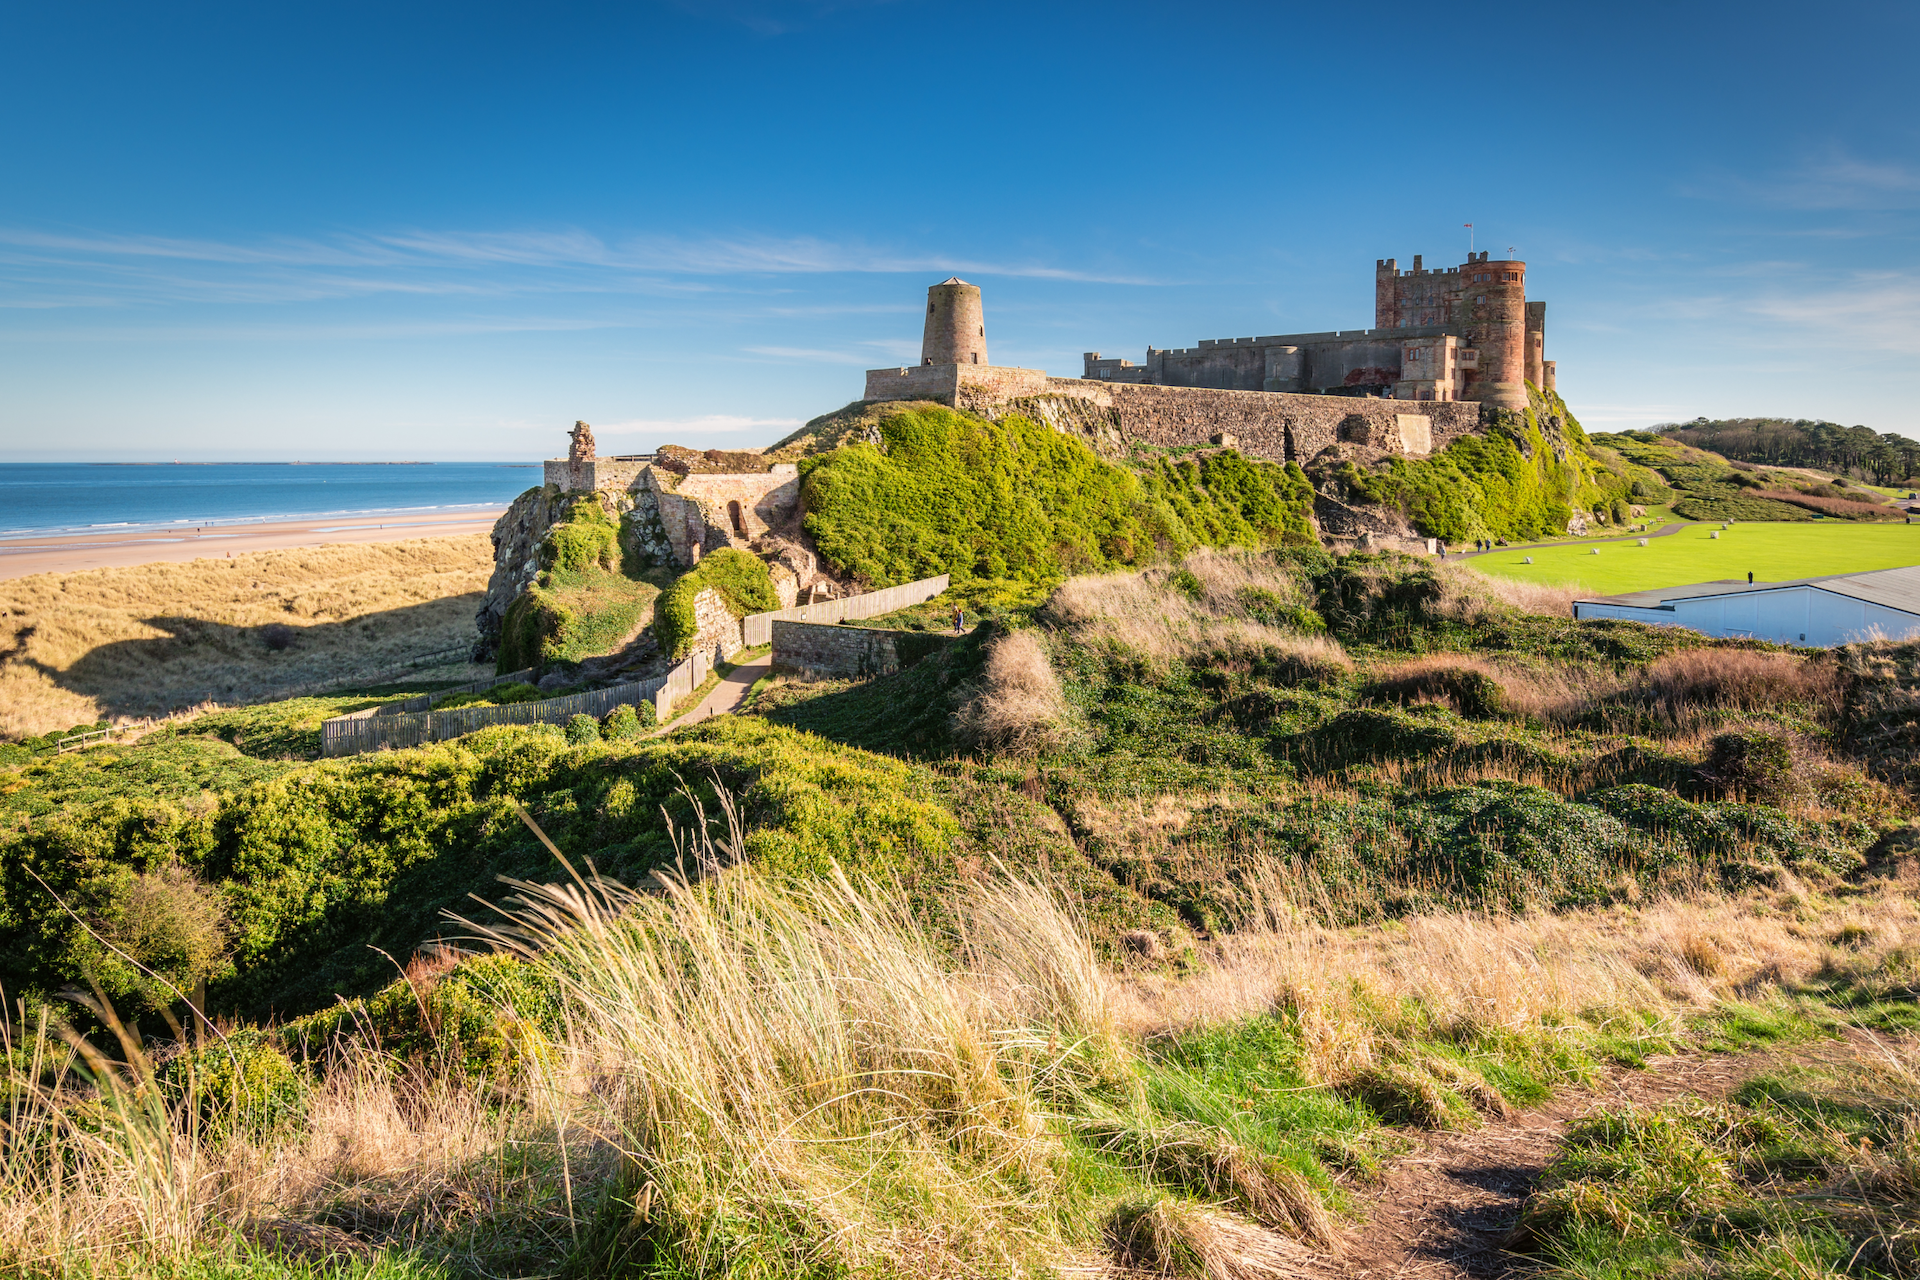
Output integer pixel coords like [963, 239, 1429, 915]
[952, 630, 1086, 757]
[458, 801, 1120, 1276]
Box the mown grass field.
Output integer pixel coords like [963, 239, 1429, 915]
[1471, 520, 1920, 595]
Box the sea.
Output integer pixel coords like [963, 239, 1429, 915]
[0, 462, 543, 542]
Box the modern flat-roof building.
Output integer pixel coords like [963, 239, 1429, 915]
[1573, 566, 1920, 646]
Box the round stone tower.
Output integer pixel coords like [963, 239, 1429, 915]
[920, 277, 988, 366]
[1458, 253, 1529, 411]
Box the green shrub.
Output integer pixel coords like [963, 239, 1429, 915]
[566, 714, 600, 745]
[158, 1030, 308, 1139]
[601, 703, 650, 739]
[1700, 726, 1808, 802]
[541, 498, 619, 574]
[437, 681, 542, 710]
[655, 548, 779, 660]
[75, 863, 232, 1010]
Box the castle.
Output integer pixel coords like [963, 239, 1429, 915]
[1082, 253, 1552, 408]
[861, 256, 1560, 472]
[504, 258, 1563, 638]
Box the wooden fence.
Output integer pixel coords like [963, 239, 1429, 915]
[741, 574, 950, 646]
[322, 669, 675, 757]
[318, 574, 950, 757]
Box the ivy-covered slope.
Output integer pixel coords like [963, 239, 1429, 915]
[797, 402, 1315, 603]
[1331, 386, 1644, 542]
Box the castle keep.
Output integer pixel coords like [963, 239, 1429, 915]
[1082, 253, 1552, 409]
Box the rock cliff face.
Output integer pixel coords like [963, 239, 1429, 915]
[475, 486, 563, 659]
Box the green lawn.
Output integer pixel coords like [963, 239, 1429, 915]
[1471, 520, 1920, 595]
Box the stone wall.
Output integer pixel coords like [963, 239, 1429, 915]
[691, 587, 745, 662]
[864, 363, 1050, 404]
[770, 620, 954, 681]
[988, 377, 1483, 465]
[543, 457, 652, 491]
[673, 467, 801, 542]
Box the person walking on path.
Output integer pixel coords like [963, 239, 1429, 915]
[953, 605, 965, 634]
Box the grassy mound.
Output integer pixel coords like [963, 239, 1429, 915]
[654, 546, 780, 660]
[498, 497, 664, 670]
[798, 403, 1313, 606]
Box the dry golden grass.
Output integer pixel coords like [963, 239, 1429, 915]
[1046, 551, 1351, 676]
[0, 534, 492, 737]
[952, 630, 1084, 756]
[1431, 559, 1581, 619]
[1113, 862, 1920, 1086]
[9, 834, 1920, 1276]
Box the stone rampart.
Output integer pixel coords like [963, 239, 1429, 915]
[742, 574, 952, 645]
[984, 377, 1483, 464]
[864, 363, 1051, 404]
[771, 620, 955, 681]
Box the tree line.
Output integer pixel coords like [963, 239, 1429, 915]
[1658, 417, 1920, 488]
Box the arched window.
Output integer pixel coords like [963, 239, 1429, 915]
[727, 501, 747, 538]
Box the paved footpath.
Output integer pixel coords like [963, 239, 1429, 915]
[1455, 519, 1696, 559]
[653, 650, 772, 735]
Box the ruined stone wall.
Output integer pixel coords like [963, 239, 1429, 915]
[543, 457, 652, 491]
[474, 485, 564, 657]
[991, 377, 1483, 464]
[691, 587, 745, 662]
[671, 467, 800, 541]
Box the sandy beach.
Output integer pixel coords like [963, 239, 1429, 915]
[0, 509, 507, 581]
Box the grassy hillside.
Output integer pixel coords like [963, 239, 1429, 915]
[1661, 415, 1920, 488]
[9, 549, 1920, 1278]
[1593, 430, 1907, 525]
[798, 402, 1314, 607]
[1334, 386, 1637, 542]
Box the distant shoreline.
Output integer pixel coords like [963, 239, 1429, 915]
[0, 509, 507, 581]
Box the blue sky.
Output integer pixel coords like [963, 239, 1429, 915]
[3, 0, 1915, 461]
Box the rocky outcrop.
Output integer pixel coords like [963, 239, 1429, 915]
[474, 485, 565, 659]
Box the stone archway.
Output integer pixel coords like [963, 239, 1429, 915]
[727, 500, 747, 538]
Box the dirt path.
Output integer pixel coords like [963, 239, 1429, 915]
[1326, 1034, 1875, 1278]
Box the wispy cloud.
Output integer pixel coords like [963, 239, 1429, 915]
[1686, 148, 1920, 212]
[742, 337, 919, 365]
[0, 225, 1157, 314]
